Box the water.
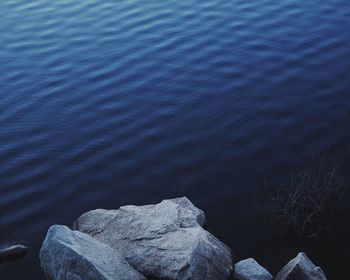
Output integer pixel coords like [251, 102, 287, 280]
[0, 0, 350, 278]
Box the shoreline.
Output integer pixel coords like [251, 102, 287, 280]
[36, 197, 327, 280]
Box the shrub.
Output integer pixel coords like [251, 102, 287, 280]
[266, 155, 348, 239]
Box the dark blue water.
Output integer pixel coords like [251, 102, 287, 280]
[1, 0, 350, 278]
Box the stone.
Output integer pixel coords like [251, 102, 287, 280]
[40, 225, 145, 280]
[275, 252, 327, 280]
[0, 244, 28, 263]
[233, 258, 273, 280]
[73, 197, 233, 280]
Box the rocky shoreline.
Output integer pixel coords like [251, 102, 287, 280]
[2, 197, 328, 279]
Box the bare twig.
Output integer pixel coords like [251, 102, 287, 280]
[266, 155, 348, 239]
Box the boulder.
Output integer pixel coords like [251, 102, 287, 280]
[275, 252, 327, 280]
[40, 225, 145, 280]
[0, 244, 28, 263]
[73, 197, 233, 280]
[233, 258, 273, 280]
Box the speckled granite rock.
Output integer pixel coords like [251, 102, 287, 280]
[40, 225, 145, 280]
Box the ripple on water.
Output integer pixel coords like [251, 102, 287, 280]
[0, 0, 350, 278]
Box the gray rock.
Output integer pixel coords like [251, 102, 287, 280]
[275, 252, 327, 280]
[234, 258, 273, 280]
[40, 225, 145, 280]
[0, 244, 28, 263]
[74, 197, 233, 280]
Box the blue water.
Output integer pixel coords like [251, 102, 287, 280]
[1, 0, 350, 278]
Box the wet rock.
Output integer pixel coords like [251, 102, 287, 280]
[0, 244, 28, 263]
[74, 197, 233, 280]
[233, 258, 273, 280]
[275, 252, 327, 280]
[40, 225, 145, 280]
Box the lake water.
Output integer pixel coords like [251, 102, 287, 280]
[1, 0, 350, 278]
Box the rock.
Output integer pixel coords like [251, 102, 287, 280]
[40, 225, 146, 280]
[0, 244, 28, 263]
[275, 252, 327, 280]
[233, 258, 273, 280]
[74, 197, 233, 280]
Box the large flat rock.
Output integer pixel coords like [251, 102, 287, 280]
[73, 197, 233, 280]
[40, 225, 145, 280]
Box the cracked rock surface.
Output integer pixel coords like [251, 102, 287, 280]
[40, 225, 145, 280]
[73, 197, 233, 280]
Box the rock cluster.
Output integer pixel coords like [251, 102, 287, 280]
[40, 197, 233, 280]
[39, 197, 327, 280]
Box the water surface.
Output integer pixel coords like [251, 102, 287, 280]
[1, 0, 350, 278]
